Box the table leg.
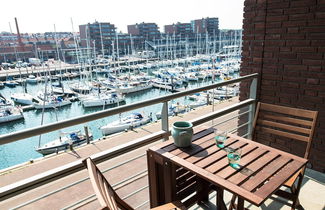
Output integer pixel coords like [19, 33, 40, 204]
[216, 187, 227, 210]
[197, 177, 210, 203]
[237, 197, 244, 210]
[147, 150, 160, 208]
[163, 158, 175, 203]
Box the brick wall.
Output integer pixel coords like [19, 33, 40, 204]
[239, 0, 325, 172]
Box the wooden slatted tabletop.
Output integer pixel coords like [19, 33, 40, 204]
[147, 128, 308, 209]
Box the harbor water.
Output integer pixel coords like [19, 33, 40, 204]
[0, 72, 237, 170]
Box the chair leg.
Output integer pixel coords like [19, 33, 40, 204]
[229, 195, 237, 210]
[291, 174, 304, 210]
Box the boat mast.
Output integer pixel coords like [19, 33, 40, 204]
[99, 22, 105, 58]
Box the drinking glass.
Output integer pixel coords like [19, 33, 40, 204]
[214, 130, 228, 148]
[227, 148, 242, 169]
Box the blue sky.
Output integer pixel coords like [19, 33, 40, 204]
[1, 0, 244, 33]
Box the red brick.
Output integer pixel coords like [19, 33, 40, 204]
[265, 40, 285, 47]
[268, 2, 289, 9]
[308, 66, 322, 72]
[278, 58, 301, 65]
[297, 53, 323, 60]
[300, 27, 325, 33]
[282, 76, 305, 83]
[308, 20, 325, 27]
[265, 34, 281, 40]
[283, 64, 307, 71]
[301, 96, 323, 104]
[289, 13, 314, 21]
[266, 21, 282, 29]
[282, 20, 307, 27]
[302, 59, 323, 65]
[311, 40, 325, 46]
[283, 7, 309, 15]
[264, 46, 280, 52]
[308, 33, 325, 40]
[268, 9, 283, 16]
[280, 47, 291, 52]
[315, 12, 325, 19]
[255, 22, 266, 29]
[265, 28, 284, 34]
[318, 47, 325, 53]
[290, 0, 317, 7]
[280, 82, 300, 89]
[287, 27, 299, 33]
[292, 47, 317, 53]
[282, 34, 305, 40]
[305, 90, 318, 96]
[266, 15, 288, 22]
[306, 78, 320, 85]
[279, 52, 297, 59]
[286, 40, 311, 47]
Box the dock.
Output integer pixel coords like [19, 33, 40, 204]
[0, 58, 156, 81]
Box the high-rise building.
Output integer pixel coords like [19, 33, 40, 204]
[79, 22, 116, 54]
[127, 22, 160, 40]
[191, 17, 219, 35]
[164, 22, 193, 37]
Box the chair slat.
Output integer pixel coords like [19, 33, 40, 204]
[256, 126, 309, 142]
[260, 113, 313, 127]
[259, 103, 315, 118]
[257, 119, 311, 135]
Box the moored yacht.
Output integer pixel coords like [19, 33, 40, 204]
[35, 130, 93, 155]
[100, 113, 152, 135]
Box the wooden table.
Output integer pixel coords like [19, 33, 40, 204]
[147, 127, 308, 209]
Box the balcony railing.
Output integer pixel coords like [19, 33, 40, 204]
[0, 73, 258, 209]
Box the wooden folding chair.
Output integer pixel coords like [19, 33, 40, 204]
[229, 102, 318, 210]
[83, 157, 186, 210]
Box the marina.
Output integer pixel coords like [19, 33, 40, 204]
[0, 56, 240, 170]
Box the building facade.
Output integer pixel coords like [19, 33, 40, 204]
[79, 22, 116, 55]
[127, 22, 160, 40]
[164, 22, 193, 38]
[191, 17, 219, 36]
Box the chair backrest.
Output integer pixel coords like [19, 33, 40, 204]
[83, 157, 133, 210]
[252, 102, 318, 159]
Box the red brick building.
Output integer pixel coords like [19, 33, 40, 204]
[240, 0, 325, 172]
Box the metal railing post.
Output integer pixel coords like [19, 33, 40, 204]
[247, 78, 258, 139]
[161, 101, 169, 141]
[84, 126, 90, 144]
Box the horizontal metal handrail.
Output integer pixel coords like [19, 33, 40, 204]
[0, 73, 258, 145]
[0, 130, 166, 201]
[10, 154, 146, 210]
[0, 99, 255, 201]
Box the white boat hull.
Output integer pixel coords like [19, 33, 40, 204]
[33, 100, 72, 109]
[101, 117, 151, 135]
[11, 93, 34, 105]
[82, 98, 125, 108]
[0, 108, 24, 123]
[36, 133, 93, 155]
[116, 84, 152, 94]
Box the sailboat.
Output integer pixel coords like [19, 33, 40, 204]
[35, 130, 93, 155]
[100, 113, 152, 135]
[11, 82, 35, 105]
[0, 94, 24, 123]
[81, 90, 125, 108]
[33, 91, 72, 109]
[155, 103, 187, 119]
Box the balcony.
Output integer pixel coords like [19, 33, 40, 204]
[0, 74, 324, 209]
